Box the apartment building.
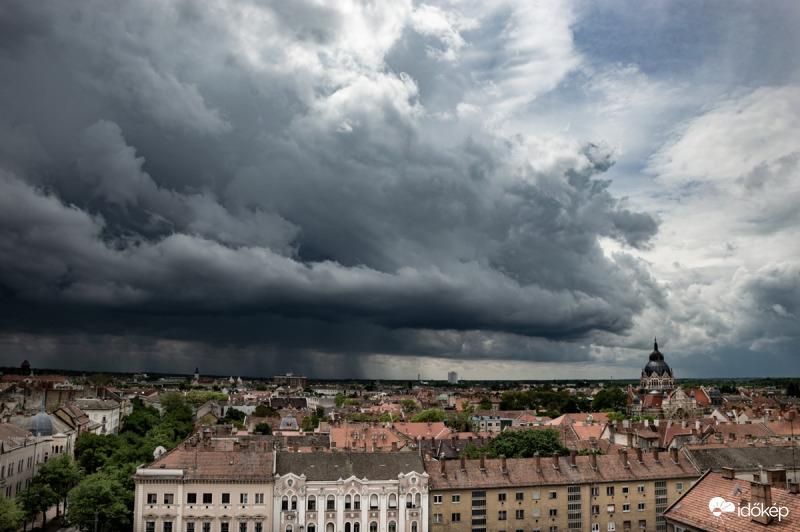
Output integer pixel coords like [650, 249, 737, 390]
[274, 452, 429, 532]
[133, 433, 275, 532]
[426, 448, 700, 532]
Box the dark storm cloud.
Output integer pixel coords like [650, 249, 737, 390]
[0, 0, 663, 375]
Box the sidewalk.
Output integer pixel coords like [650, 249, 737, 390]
[18, 505, 70, 532]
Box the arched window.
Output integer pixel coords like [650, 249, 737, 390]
[308, 525, 316, 532]
[326, 523, 335, 532]
[370, 494, 378, 509]
[406, 494, 413, 508]
[345, 523, 351, 532]
[353, 494, 361, 510]
[282, 496, 289, 511]
[388, 522, 397, 532]
[345, 494, 352, 510]
[327, 495, 336, 510]
[414, 493, 420, 507]
[308, 495, 316, 511]
[291, 495, 297, 510]
[388, 493, 397, 508]
[411, 522, 418, 532]
[286, 526, 293, 532]
[369, 522, 377, 532]
[353, 524, 360, 532]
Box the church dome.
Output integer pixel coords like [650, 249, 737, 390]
[29, 410, 53, 437]
[642, 340, 673, 377]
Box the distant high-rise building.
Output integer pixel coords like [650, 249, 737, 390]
[447, 371, 458, 384]
[273, 372, 307, 389]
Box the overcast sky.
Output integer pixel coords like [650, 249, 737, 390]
[1, 1, 799, 380]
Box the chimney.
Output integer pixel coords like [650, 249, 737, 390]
[451, 435, 456, 448]
[654, 419, 659, 427]
[789, 483, 800, 494]
[534, 451, 541, 472]
[623, 419, 630, 428]
[569, 450, 577, 467]
[627, 433, 633, 447]
[696, 420, 701, 431]
[721, 467, 735, 480]
[729, 432, 736, 442]
[682, 420, 687, 429]
[553, 451, 560, 470]
[501, 455, 508, 474]
[619, 448, 629, 468]
[439, 458, 446, 476]
[635, 448, 643, 463]
[331, 440, 337, 448]
[750, 482, 774, 525]
[670, 448, 679, 463]
[480, 454, 486, 471]
[460, 455, 466, 471]
[652, 449, 659, 462]
[589, 450, 597, 470]
[766, 469, 786, 488]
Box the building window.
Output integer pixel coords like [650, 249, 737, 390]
[292, 496, 298, 510]
[255, 524, 263, 532]
[638, 520, 646, 529]
[433, 495, 442, 504]
[240, 493, 248, 504]
[305, 525, 313, 532]
[354, 495, 361, 510]
[369, 523, 377, 532]
[187, 493, 197, 504]
[549, 491, 557, 499]
[550, 527, 558, 532]
[164, 494, 174, 505]
[532, 509, 541, 518]
[255, 493, 264, 504]
[592, 525, 599, 532]
[221, 524, 229, 532]
[222, 493, 231, 504]
[607, 505, 615, 513]
[146, 523, 155, 532]
[452, 494, 461, 503]
[388, 523, 396, 532]
[452, 513, 461, 522]
[591, 487, 599, 497]
[147, 494, 157, 504]
[637, 485, 645, 494]
[623, 504, 630, 512]
[433, 514, 442, 524]
[203, 525, 211, 532]
[389, 493, 397, 508]
[516, 510, 524, 519]
[592, 505, 599, 515]
[499, 511, 507, 520]
[308, 495, 316, 511]
[623, 521, 631, 531]
[638, 502, 645, 511]
[371, 494, 379, 509]
[240, 524, 247, 532]
[498, 493, 506, 502]
[202, 493, 212, 504]
[607, 487, 615, 496]
[187, 524, 195, 532]
[345, 495, 352, 510]
[532, 491, 541, 500]
[676, 482, 684, 491]
[549, 509, 557, 517]
[327, 495, 336, 510]
[621, 486, 629, 495]
[164, 524, 173, 532]
[607, 523, 616, 532]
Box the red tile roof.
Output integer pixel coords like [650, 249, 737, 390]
[426, 450, 699, 490]
[664, 471, 800, 530]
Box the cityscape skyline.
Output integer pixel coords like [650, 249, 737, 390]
[1, 1, 799, 379]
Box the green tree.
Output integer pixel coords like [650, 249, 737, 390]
[444, 410, 474, 432]
[462, 428, 569, 459]
[0, 493, 23, 532]
[67, 472, 132, 531]
[410, 409, 446, 423]
[74, 432, 122, 474]
[334, 393, 346, 408]
[35, 454, 81, 516]
[377, 413, 400, 423]
[254, 405, 279, 417]
[478, 396, 493, 410]
[19, 481, 57, 529]
[401, 399, 419, 412]
[605, 411, 626, 423]
[121, 401, 159, 436]
[254, 422, 273, 435]
[592, 388, 628, 411]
